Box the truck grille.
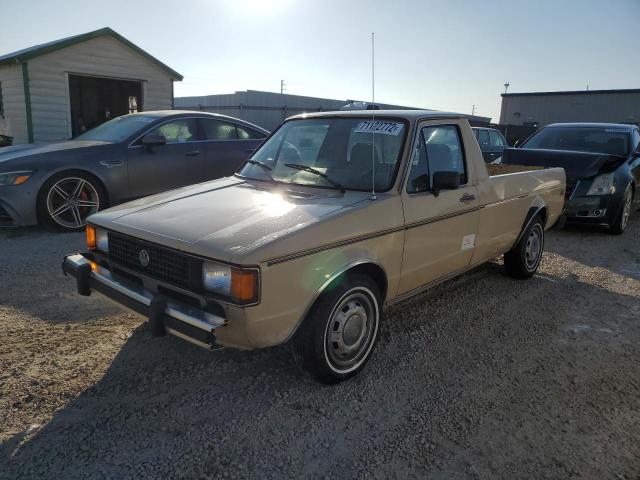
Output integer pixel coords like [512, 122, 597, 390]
[108, 232, 199, 290]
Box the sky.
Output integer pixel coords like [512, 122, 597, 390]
[1, 0, 639, 122]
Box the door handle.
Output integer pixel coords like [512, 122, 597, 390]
[185, 150, 201, 157]
[99, 160, 124, 168]
[460, 194, 476, 203]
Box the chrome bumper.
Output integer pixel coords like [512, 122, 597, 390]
[62, 254, 226, 350]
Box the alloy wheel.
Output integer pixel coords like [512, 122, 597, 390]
[46, 177, 100, 229]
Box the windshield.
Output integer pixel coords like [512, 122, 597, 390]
[74, 114, 157, 142]
[237, 118, 407, 191]
[522, 126, 630, 156]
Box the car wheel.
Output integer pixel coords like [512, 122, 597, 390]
[294, 273, 381, 384]
[610, 186, 633, 235]
[504, 215, 545, 279]
[38, 171, 105, 231]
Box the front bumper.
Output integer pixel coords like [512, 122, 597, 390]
[563, 195, 617, 226]
[0, 180, 42, 227]
[62, 254, 226, 350]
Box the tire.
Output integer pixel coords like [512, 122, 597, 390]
[610, 185, 633, 235]
[294, 273, 382, 384]
[504, 215, 545, 279]
[38, 171, 106, 231]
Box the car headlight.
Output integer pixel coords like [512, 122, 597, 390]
[586, 173, 615, 195]
[86, 225, 109, 253]
[203, 261, 259, 304]
[0, 170, 32, 186]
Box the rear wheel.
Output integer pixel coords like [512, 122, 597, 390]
[294, 273, 381, 384]
[504, 215, 545, 279]
[38, 171, 105, 231]
[610, 186, 633, 235]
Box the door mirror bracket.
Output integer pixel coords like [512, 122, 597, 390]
[431, 171, 460, 197]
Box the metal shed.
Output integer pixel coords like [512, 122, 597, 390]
[0, 27, 183, 145]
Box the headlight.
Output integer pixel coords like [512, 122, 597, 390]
[86, 225, 109, 253]
[0, 171, 32, 186]
[586, 173, 615, 195]
[203, 261, 259, 304]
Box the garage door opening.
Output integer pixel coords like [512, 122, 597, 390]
[69, 74, 142, 137]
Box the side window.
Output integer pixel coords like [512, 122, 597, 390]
[236, 125, 266, 140]
[149, 119, 197, 144]
[0, 81, 4, 118]
[201, 119, 238, 140]
[633, 129, 640, 153]
[407, 125, 467, 194]
[477, 129, 490, 146]
[489, 130, 505, 146]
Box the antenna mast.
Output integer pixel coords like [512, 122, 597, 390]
[370, 32, 376, 200]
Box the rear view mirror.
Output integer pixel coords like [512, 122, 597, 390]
[432, 171, 460, 197]
[141, 133, 166, 147]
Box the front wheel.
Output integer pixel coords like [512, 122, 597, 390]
[504, 215, 545, 279]
[294, 274, 381, 384]
[610, 186, 633, 235]
[38, 172, 105, 231]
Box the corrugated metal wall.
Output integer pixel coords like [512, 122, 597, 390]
[500, 91, 640, 127]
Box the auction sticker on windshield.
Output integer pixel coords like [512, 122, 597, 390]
[354, 121, 404, 136]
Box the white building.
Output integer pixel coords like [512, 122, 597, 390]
[0, 27, 182, 145]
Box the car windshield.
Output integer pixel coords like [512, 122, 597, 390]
[237, 118, 407, 191]
[74, 114, 157, 142]
[522, 126, 630, 156]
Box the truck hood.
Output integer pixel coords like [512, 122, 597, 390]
[91, 177, 369, 263]
[502, 148, 627, 180]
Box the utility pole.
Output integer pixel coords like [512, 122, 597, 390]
[280, 79, 287, 94]
[471, 104, 477, 116]
[504, 81, 510, 94]
[503, 82, 510, 145]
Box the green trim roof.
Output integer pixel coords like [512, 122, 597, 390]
[0, 27, 183, 80]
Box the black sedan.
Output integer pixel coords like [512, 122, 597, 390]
[0, 111, 268, 230]
[501, 123, 640, 234]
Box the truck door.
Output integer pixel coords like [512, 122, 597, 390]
[398, 121, 480, 295]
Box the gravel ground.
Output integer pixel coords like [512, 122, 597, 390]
[0, 220, 639, 479]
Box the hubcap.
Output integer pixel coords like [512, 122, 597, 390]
[46, 177, 100, 229]
[324, 289, 378, 372]
[524, 224, 543, 271]
[621, 190, 632, 230]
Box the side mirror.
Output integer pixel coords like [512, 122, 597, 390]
[141, 133, 166, 147]
[432, 171, 460, 197]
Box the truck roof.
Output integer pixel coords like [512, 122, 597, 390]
[288, 110, 468, 122]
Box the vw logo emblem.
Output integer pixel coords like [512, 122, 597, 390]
[138, 249, 150, 267]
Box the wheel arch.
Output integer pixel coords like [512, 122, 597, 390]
[512, 200, 548, 248]
[285, 259, 388, 343]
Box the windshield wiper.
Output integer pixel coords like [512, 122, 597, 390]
[284, 163, 345, 192]
[245, 159, 274, 180]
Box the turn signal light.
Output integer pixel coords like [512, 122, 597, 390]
[231, 269, 259, 304]
[14, 175, 30, 185]
[86, 225, 97, 250]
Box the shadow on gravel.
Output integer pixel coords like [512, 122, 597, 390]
[0, 228, 121, 324]
[2, 266, 639, 479]
[545, 216, 640, 281]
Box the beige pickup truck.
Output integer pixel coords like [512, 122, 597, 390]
[63, 111, 565, 383]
